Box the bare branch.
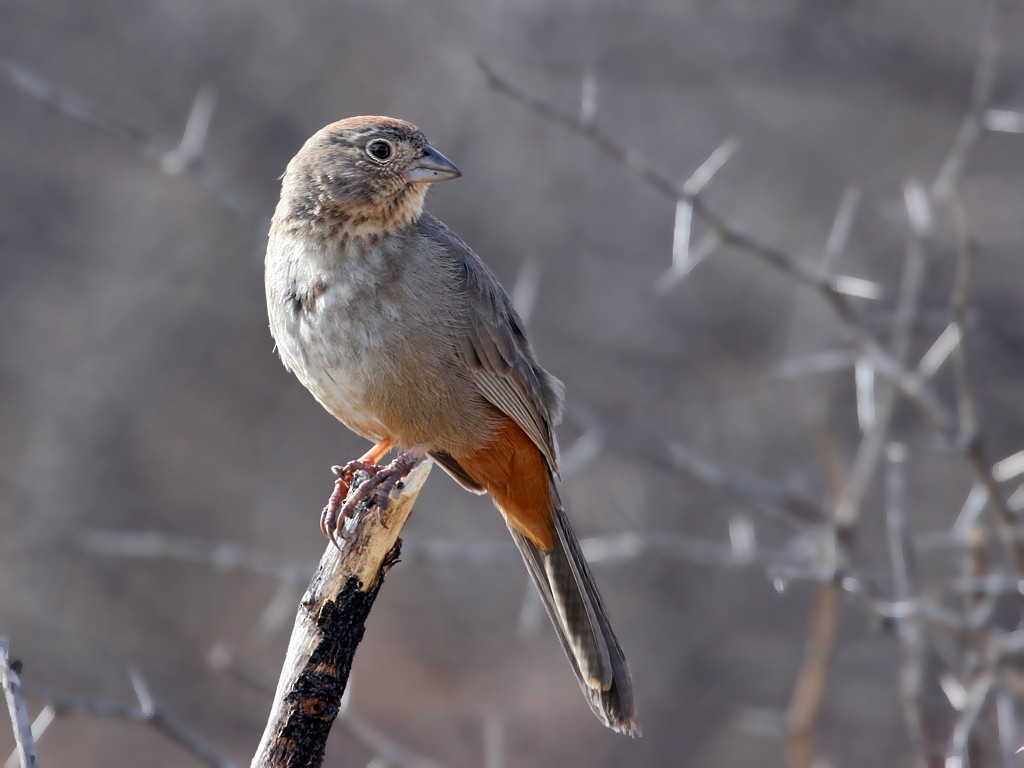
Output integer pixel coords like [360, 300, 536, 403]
[932, 0, 1008, 199]
[21, 671, 236, 768]
[480, 22, 1024, 559]
[570, 402, 824, 527]
[0, 59, 263, 224]
[884, 444, 929, 768]
[67, 529, 313, 585]
[785, 583, 839, 768]
[478, 57, 864, 326]
[837, 182, 933, 531]
[994, 685, 1017, 768]
[252, 461, 432, 768]
[1, 637, 37, 768]
[946, 674, 993, 768]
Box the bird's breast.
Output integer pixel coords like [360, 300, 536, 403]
[265, 231, 496, 452]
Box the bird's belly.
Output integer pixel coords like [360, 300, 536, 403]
[274, 310, 390, 440]
[275, 307, 493, 454]
[301, 360, 388, 440]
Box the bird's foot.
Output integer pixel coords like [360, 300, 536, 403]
[332, 459, 384, 487]
[320, 450, 424, 548]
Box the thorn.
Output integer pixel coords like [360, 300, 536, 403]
[822, 185, 860, 270]
[984, 109, 1024, 134]
[579, 66, 597, 125]
[832, 275, 883, 300]
[128, 667, 155, 718]
[670, 199, 692, 271]
[953, 484, 989, 536]
[510, 256, 542, 326]
[655, 232, 721, 294]
[918, 322, 962, 377]
[854, 358, 876, 431]
[903, 180, 933, 237]
[162, 86, 216, 175]
[682, 136, 740, 196]
[993, 450, 1024, 482]
[728, 517, 756, 562]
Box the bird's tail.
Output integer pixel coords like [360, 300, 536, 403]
[455, 417, 637, 734]
[504, 498, 638, 736]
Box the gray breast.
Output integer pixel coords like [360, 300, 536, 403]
[266, 226, 496, 452]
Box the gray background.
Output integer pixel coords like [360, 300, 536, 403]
[2, 1, 1023, 766]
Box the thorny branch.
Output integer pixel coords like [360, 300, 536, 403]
[4, 1, 1021, 765]
[8, 667, 236, 768]
[479, 19, 1024, 567]
[0, 59, 263, 225]
[784, 582, 838, 768]
[481, 0, 1023, 764]
[885, 445, 930, 768]
[1, 638, 36, 768]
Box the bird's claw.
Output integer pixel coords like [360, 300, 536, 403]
[332, 459, 381, 482]
[320, 473, 353, 549]
[320, 452, 421, 547]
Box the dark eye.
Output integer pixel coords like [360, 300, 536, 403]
[366, 140, 393, 161]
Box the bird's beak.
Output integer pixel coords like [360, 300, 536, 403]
[403, 145, 462, 184]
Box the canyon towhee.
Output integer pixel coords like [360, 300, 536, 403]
[265, 116, 636, 735]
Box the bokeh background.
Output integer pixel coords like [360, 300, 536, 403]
[3, 1, 1024, 766]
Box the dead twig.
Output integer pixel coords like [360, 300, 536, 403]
[1, 637, 37, 768]
[884, 444, 931, 768]
[17, 667, 235, 768]
[479, 28, 1024, 570]
[836, 183, 932, 532]
[784, 582, 839, 768]
[571, 402, 823, 528]
[252, 461, 432, 768]
[0, 59, 263, 224]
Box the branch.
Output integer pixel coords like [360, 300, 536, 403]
[0, 59, 263, 225]
[570, 402, 824, 528]
[1, 638, 36, 768]
[480, 18, 1024, 570]
[784, 582, 839, 768]
[931, 0, 1008, 200]
[478, 57, 867, 329]
[836, 183, 933, 532]
[16, 666, 235, 768]
[946, 673, 994, 768]
[66, 529, 314, 586]
[884, 444, 930, 768]
[252, 460, 432, 768]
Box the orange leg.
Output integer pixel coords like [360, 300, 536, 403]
[359, 437, 394, 466]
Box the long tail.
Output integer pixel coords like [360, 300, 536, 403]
[505, 501, 638, 735]
[455, 418, 637, 734]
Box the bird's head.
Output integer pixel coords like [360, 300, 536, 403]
[277, 116, 461, 238]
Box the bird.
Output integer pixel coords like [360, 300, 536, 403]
[264, 116, 637, 736]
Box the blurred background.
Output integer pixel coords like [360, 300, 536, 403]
[3, 1, 1024, 766]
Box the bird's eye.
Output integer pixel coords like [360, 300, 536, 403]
[366, 140, 393, 162]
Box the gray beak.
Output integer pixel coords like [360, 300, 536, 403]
[403, 145, 462, 184]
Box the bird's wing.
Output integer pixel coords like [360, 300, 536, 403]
[419, 214, 564, 471]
